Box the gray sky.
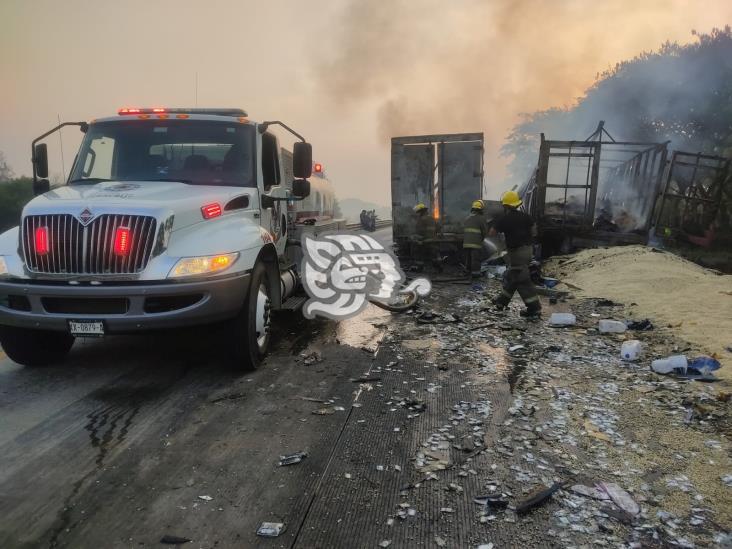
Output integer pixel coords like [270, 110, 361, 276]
[2, 0, 731, 204]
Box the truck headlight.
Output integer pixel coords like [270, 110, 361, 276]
[0, 256, 8, 277]
[168, 253, 239, 278]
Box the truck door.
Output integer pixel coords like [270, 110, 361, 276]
[439, 139, 484, 234]
[260, 132, 286, 251]
[391, 143, 434, 248]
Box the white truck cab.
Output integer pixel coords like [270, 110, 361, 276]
[0, 107, 313, 369]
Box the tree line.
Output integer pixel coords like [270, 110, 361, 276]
[0, 152, 34, 233]
[501, 27, 732, 184]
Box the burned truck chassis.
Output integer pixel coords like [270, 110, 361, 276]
[520, 121, 732, 253]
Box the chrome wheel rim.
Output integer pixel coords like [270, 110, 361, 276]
[255, 283, 270, 350]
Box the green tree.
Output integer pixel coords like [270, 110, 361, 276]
[0, 178, 34, 232]
[0, 156, 34, 233]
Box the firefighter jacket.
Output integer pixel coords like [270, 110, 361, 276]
[463, 212, 487, 249]
[415, 214, 437, 242]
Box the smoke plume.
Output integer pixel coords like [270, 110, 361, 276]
[313, 0, 732, 193]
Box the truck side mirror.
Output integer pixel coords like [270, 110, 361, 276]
[293, 142, 312, 179]
[34, 143, 49, 179]
[292, 179, 310, 199]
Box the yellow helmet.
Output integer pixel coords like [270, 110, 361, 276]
[471, 200, 484, 210]
[501, 190, 523, 208]
[413, 203, 427, 212]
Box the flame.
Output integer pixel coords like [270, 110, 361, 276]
[433, 204, 439, 220]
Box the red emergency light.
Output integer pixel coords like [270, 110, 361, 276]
[118, 107, 143, 115]
[314, 163, 323, 173]
[201, 203, 222, 219]
[35, 226, 49, 255]
[114, 227, 131, 256]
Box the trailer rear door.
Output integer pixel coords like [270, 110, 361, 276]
[439, 139, 484, 234]
[391, 143, 435, 245]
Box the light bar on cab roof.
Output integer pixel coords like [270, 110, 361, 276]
[118, 107, 248, 117]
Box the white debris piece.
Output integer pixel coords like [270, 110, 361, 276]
[597, 482, 640, 515]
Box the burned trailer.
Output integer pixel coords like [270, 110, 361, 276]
[653, 151, 731, 247]
[391, 133, 484, 257]
[520, 122, 669, 254]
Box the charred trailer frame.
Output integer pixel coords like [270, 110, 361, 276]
[521, 122, 669, 253]
[653, 151, 731, 247]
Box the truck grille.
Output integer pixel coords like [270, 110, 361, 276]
[22, 214, 158, 275]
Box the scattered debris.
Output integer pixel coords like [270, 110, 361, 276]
[597, 482, 640, 516]
[209, 392, 246, 404]
[549, 313, 576, 326]
[279, 452, 307, 466]
[620, 339, 642, 361]
[688, 356, 722, 375]
[312, 407, 336, 415]
[197, 495, 213, 501]
[298, 396, 327, 403]
[627, 318, 654, 331]
[351, 375, 382, 382]
[570, 484, 610, 501]
[300, 349, 323, 365]
[651, 354, 688, 374]
[256, 522, 285, 537]
[160, 534, 192, 544]
[332, 256, 730, 546]
[598, 319, 627, 333]
[515, 482, 564, 515]
[473, 495, 509, 508]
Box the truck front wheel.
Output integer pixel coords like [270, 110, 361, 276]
[0, 326, 75, 367]
[227, 262, 272, 370]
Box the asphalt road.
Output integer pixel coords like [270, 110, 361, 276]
[0, 225, 397, 549]
[0, 304, 393, 548]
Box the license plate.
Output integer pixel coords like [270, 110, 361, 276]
[68, 320, 105, 337]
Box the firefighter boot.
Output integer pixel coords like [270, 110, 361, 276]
[520, 303, 542, 318]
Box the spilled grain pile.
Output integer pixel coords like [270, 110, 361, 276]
[545, 245, 732, 380]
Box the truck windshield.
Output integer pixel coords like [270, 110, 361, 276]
[68, 119, 256, 187]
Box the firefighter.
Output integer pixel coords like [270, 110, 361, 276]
[412, 203, 441, 272]
[488, 191, 542, 317]
[463, 200, 487, 278]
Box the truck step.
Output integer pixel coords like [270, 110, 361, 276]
[280, 296, 307, 311]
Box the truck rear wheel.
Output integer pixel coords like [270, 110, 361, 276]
[0, 326, 75, 367]
[227, 262, 272, 370]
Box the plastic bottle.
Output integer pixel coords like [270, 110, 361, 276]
[620, 340, 642, 361]
[651, 355, 687, 374]
[549, 312, 576, 326]
[598, 319, 627, 333]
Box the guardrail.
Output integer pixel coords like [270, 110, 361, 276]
[345, 219, 393, 231]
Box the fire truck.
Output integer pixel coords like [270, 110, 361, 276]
[0, 107, 321, 370]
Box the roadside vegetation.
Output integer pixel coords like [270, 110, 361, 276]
[0, 152, 33, 233]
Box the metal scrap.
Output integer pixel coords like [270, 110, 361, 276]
[515, 482, 564, 515]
